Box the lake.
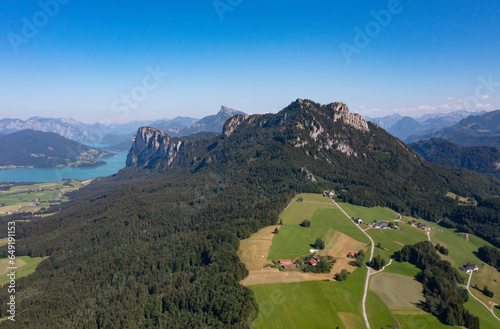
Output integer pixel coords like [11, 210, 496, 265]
[0, 152, 128, 183]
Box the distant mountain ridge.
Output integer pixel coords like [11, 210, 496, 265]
[0, 129, 113, 168]
[165, 106, 245, 137]
[368, 110, 485, 141]
[409, 138, 500, 179]
[405, 110, 500, 146]
[0, 106, 244, 146]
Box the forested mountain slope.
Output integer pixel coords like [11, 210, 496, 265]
[1, 99, 499, 328]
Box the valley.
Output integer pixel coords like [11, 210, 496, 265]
[239, 193, 500, 329]
[0, 180, 90, 216]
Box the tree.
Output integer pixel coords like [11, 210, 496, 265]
[300, 219, 311, 227]
[334, 269, 350, 281]
[278, 219, 283, 225]
[354, 252, 365, 267]
[372, 255, 383, 270]
[273, 228, 279, 234]
[315, 238, 325, 250]
[483, 286, 494, 298]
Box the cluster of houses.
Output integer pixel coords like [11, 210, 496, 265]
[367, 220, 400, 230]
[459, 263, 478, 274]
[410, 221, 431, 233]
[30, 199, 40, 207]
[279, 259, 296, 269]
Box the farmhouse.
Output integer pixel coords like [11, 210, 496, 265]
[323, 190, 335, 197]
[309, 259, 318, 266]
[459, 263, 479, 273]
[347, 252, 356, 258]
[279, 259, 292, 264]
[355, 218, 364, 224]
[282, 263, 296, 269]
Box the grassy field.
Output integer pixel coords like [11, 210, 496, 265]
[0, 180, 88, 216]
[369, 272, 424, 309]
[279, 193, 337, 225]
[464, 294, 500, 329]
[382, 260, 420, 278]
[366, 291, 398, 329]
[445, 192, 468, 202]
[0, 256, 46, 286]
[394, 313, 462, 329]
[250, 267, 366, 329]
[268, 208, 369, 261]
[336, 202, 428, 264]
[238, 225, 279, 271]
[249, 194, 500, 328]
[421, 219, 500, 308]
[368, 222, 428, 263]
[337, 202, 399, 222]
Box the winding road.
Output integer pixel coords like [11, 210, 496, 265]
[466, 271, 500, 322]
[330, 198, 374, 329]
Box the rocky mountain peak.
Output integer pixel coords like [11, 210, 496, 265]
[218, 106, 243, 117]
[126, 127, 182, 167]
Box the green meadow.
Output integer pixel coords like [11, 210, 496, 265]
[268, 207, 369, 261]
[279, 193, 337, 225]
[337, 202, 399, 222]
[250, 267, 367, 329]
[257, 194, 500, 328]
[0, 256, 46, 286]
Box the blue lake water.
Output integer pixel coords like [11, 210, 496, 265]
[0, 152, 128, 183]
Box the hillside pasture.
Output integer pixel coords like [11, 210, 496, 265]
[337, 202, 399, 222]
[268, 208, 369, 261]
[250, 267, 366, 329]
[237, 225, 279, 271]
[322, 230, 367, 258]
[0, 256, 46, 286]
[279, 193, 337, 225]
[369, 272, 424, 310]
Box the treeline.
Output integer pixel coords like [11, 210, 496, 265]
[446, 197, 500, 247]
[477, 245, 500, 270]
[395, 241, 479, 329]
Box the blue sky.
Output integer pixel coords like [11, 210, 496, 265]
[1, 0, 499, 123]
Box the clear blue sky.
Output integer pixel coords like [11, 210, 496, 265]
[1, 0, 499, 123]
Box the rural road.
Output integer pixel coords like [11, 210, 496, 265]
[466, 271, 500, 322]
[330, 198, 374, 329]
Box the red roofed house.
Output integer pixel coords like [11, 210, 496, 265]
[309, 259, 318, 266]
[279, 259, 292, 264]
[282, 263, 296, 269]
[347, 252, 356, 258]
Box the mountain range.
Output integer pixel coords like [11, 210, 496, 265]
[367, 110, 486, 141]
[406, 110, 500, 147]
[0, 106, 244, 148]
[1, 99, 499, 328]
[0, 130, 113, 168]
